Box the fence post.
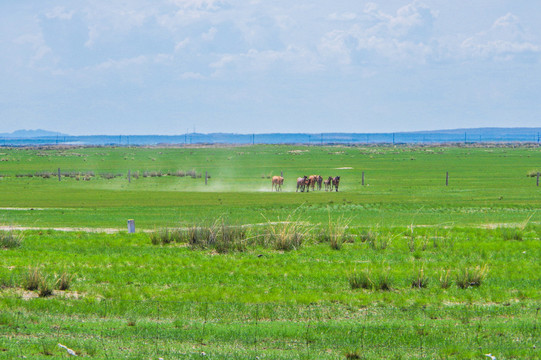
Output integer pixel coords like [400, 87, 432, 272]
[362, 172, 365, 186]
[128, 169, 131, 183]
[281, 171, 283, 177]
[537, 172, 540, 187]
[205, 171, 208, 185]
[446, 172, 449, 186]
[127, 219, 135, 233]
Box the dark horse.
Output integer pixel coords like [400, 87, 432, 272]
[296, 176, 308, 192]
[316, 175, 323, 191]
[332, 176, 340, 192]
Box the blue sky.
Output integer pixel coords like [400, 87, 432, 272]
[1, 1, 540, 135]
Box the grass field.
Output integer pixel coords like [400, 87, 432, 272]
[1, 145, 540, 359]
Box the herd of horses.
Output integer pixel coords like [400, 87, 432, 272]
[271, 175, 340, 192]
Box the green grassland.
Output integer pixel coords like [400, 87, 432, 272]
[0, 145, 540, 228]
[1, 145, 540, 359]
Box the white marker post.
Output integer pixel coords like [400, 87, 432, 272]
[127, 219, 135, 233]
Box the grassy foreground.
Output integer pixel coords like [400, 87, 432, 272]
[1, 225, 540, 359]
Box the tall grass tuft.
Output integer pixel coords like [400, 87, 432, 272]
[149, 228, 179, 245]
[318, 213, 352, 250]
[0, 231, 22, 249]
[265, 220, 307, 251]
[367, 233, 390, 251]
[358, 230, 376, 243]
[263, 209, 309, 251]
[55, 271, 75, 291]
[410, 267, 429, 289]
[349, 267, 393, 291]
[439, 268, 452, 289]
[349, 270, 373, 290]
[498, 227, 523, 241]
[24, 267, 43, 291]
[150, 219, 249, 253]
[455, 265, 489, 289]
[38, 277, 53, 297]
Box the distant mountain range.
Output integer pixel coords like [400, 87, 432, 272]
[0, 129, 68, 138]
[0, 128, 540, 145]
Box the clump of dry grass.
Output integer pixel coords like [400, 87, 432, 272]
[38, 277, 53, 298]
[24, 267, 43, 291]
[455, 265, 489, 289]
[55, 271, 75, 291]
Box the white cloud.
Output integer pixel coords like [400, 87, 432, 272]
[13, 33, 53, 64]
[168, 0, 228, 11]
[91, 53, 172, 71]
[318, 2, 435, 66]
[180, 71, 204, 79]
[201, 27, 217, 41]
[210, 46, 321, 75]
[45, 6, 75, 20]
[461, 13, 540, 60]
[328, 12, 357, 22]
[174, 37, 191, 51]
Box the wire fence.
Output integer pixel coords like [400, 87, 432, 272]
[1, 131, 541, 146]
[1, 298, 539, 359]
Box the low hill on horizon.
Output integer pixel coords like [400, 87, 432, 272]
[0, 129, 68, 138]
[1, 127, 540, 145]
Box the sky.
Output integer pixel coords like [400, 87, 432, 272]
[1, 1, 540, 135]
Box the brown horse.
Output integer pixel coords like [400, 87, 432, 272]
[271, 176, 284, 191]
[332, 176, 340, 192]
[308, 175, 318, 192]
[324, 176, 332, 191]
[296, 176, 308, 192]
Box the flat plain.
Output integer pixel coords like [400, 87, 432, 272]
[0, 145, 540, 359]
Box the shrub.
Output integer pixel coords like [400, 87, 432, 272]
[455, 265, 488, 289]
[0, 231, 22, 249]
